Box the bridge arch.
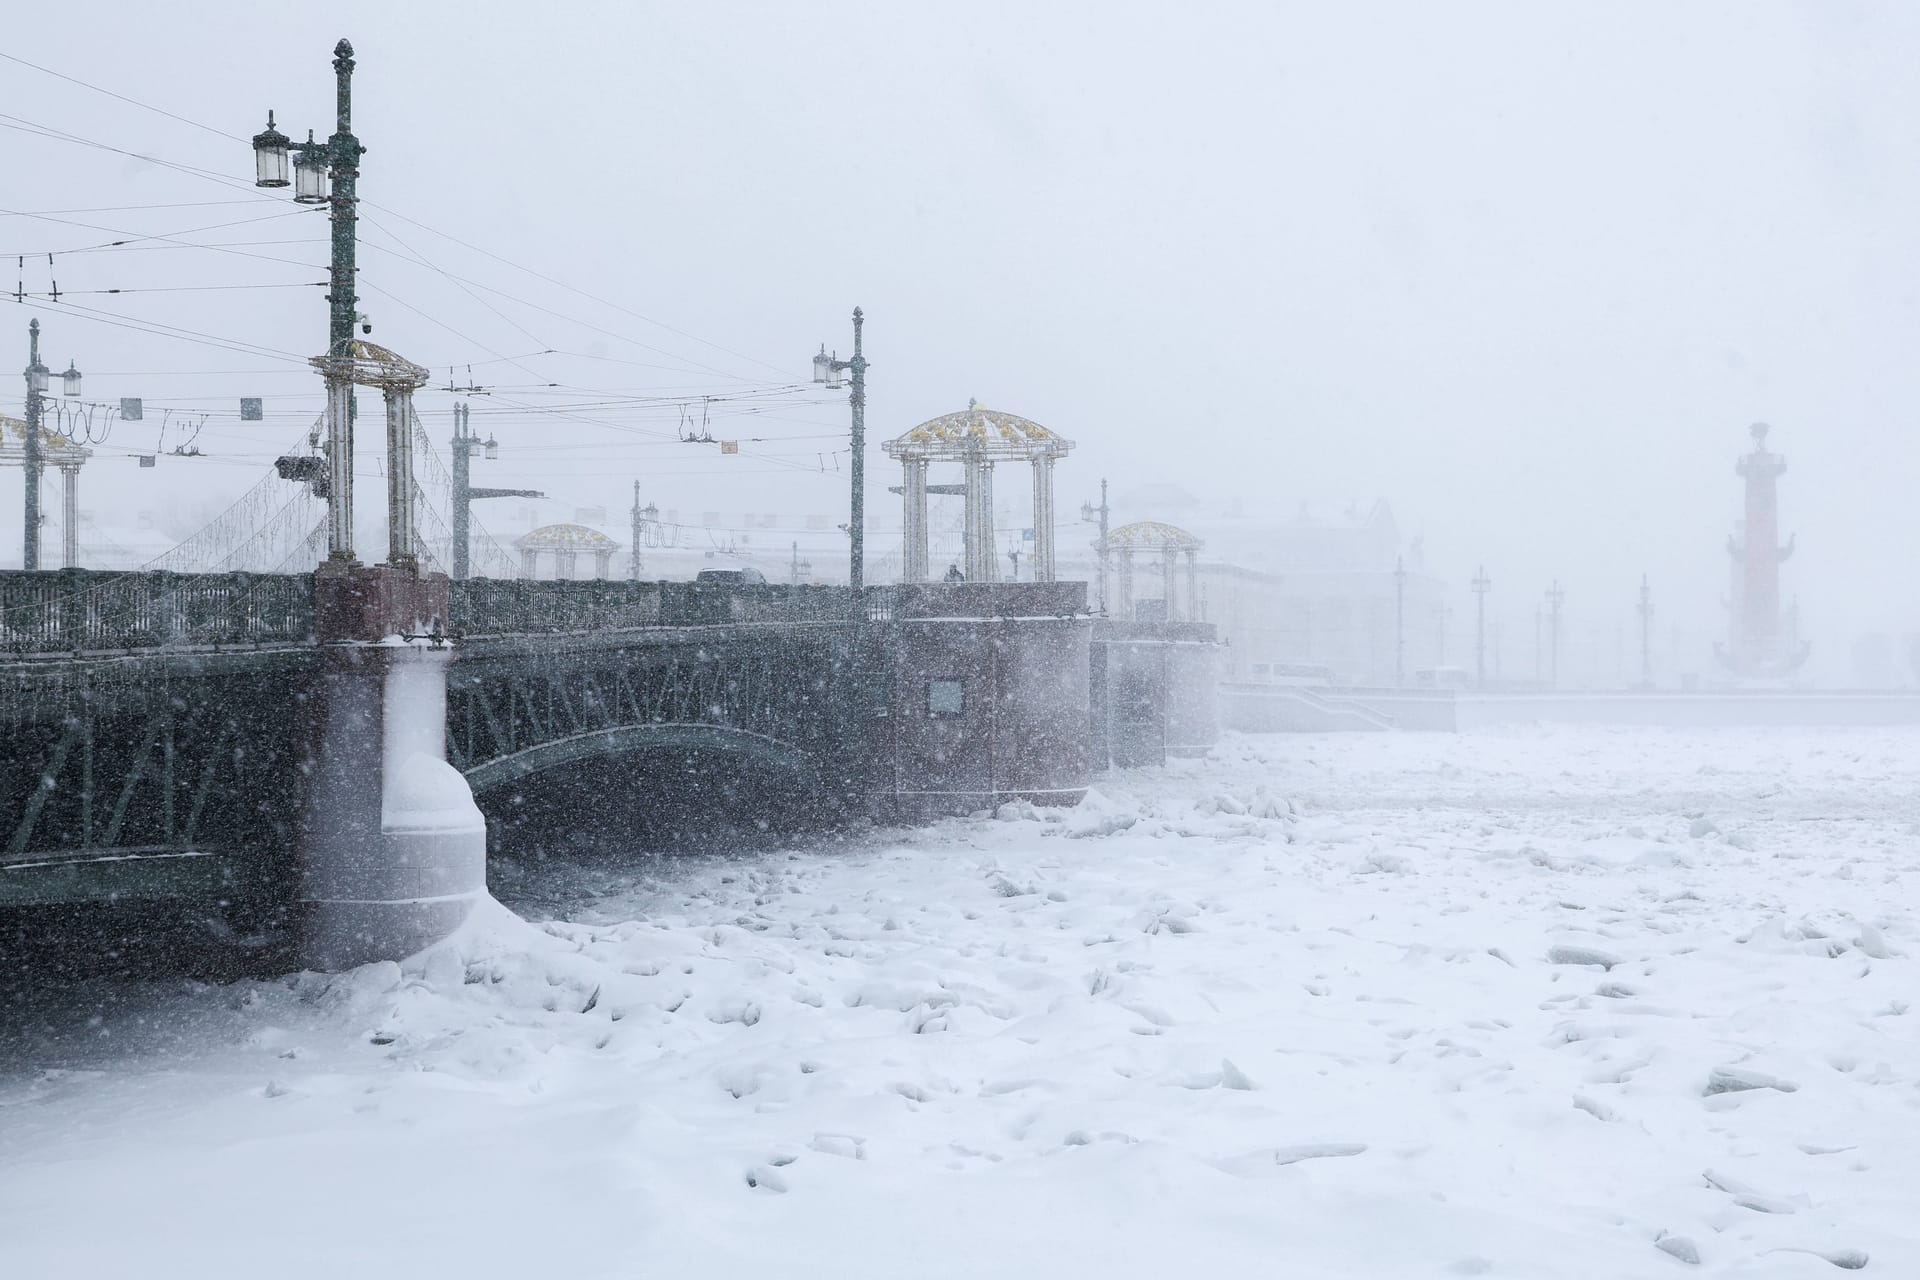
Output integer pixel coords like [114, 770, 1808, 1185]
[461, 722, 816, 797]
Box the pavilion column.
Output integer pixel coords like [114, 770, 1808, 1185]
[1185, 549, 1198, 621]
[1117, 548, 1134, 620]
[1031, 456, 1056, 582]
[324, 374, 355, 560]
[1162, 547, 1180, 621]
[593, 549, 612, 579]
[60, 465, 80, 568]
[963, 453, 996, 583]
[383, 386, 417, 571]
[902, 459, 929, 583]
[520, 548, 538, 578]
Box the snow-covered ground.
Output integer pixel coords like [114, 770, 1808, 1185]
[4, 727, 1918, 1277]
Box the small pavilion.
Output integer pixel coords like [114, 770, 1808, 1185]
[516, 523, 618, 579]
[0, 414, 93, 568]
[881, 401, 1074, 584]
[1106, 520, 1203, 622]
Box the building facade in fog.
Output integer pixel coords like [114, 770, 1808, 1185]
[1061, 485, 1448, 687]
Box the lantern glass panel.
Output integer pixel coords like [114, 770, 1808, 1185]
[61, 362, 82, 398]
[812, 347, 831, 384]
[27, 367, 48, 395]
[293, 150, 329, 204]
[252, 122, 291, 187]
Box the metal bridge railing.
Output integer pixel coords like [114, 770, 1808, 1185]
[451, 579, 875, 635]
[0, 569, 316, 656]
[449, 579, 1094, 637]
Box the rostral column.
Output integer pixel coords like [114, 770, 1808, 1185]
[1717, 422, 1808, 679]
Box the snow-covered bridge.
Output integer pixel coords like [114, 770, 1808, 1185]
[0, 571, 1138, 968]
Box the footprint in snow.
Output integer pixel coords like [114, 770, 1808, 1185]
[1548, 945, 1623, 970]
[743, 1158, 793, 1194]
[1765, 1247, 1869, 1270]
[1704, 1066, 1799, 1096]
[808, 1133, 866, 1160]
[1273, 1142, 1367, 1166]
[1208, 1142, 1365, 1178]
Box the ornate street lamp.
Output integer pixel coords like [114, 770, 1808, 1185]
[806, 310, 868, 591]
[247, 39, 367, 566]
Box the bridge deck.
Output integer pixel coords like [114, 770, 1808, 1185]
[2, 575, 1105, 924]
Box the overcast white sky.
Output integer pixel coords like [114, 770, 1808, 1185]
[6, 1, 1919, 678]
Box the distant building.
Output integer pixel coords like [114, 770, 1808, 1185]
[1062, 486, 1447, 687]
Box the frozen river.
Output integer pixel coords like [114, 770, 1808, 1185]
[3, 726, 1917, 1277]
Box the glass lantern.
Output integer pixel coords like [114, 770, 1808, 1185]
[252, 112, 291, 188]
[823, 352, 845, 390]
[484, 435, 499, 460]
[811, 344, 831, 385]
[26, 363, 48, 396]
[293, 136, 329, 205]
[61, 361, 82, 398]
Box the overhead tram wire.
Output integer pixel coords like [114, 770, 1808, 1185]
[357, 216, 551, 354]
[0, 204, 321, 254]
[5, 199, 268, 217]
[17, 282, 326, 297]
[0, 50, 247, 143]
[3, 54, 806, 401]
[358, 197, 795, 380]
[28, 294, 311, 364]
[356, 225, 769, 386]
[0, 112, 283, 204]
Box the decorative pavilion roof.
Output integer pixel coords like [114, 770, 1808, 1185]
[310, 338, 430, 390]
[1106, 519, 1203, 552]
[882, 402, 1074, 463]
[0, 413, 92, 465]
[515, 522, 619, 551]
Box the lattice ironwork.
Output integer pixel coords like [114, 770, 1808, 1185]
[0, 570, 316, 656]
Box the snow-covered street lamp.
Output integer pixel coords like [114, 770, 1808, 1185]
[807, 310, 868, 591]
[246, 39, 367, 565]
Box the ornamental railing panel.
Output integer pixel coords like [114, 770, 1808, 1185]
[0, 570, 315, 656]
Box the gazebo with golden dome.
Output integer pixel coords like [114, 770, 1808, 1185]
[882, 401, 1074, 583]
[1105, 519, 1204, 623]
[515, 522, 619, 579]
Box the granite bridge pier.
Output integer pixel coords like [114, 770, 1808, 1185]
[1, 566, 1214, 969]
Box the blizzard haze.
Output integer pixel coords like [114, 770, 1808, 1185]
[4, 1, 1918, 672]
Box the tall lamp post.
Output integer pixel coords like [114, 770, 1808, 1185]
[1637, 573, 1654, 689]
[630, 487, 659, 581]
[18, 320, 81, 571]
[450, 402, 541, 579]
[251, 39, 365, 569]
[1393, 554, 1407, 687]
[1546, 580, 1566, 690]
[810, 307, 868, 593]
[1080, 478, 1110, 613]
[1470, 565, 1491, 689]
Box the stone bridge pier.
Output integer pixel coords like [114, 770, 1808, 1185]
[300, 566, 486, 969]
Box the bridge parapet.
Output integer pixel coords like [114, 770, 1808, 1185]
[449, 579, 1093, 638]
[452, 578, 870, 635]
[870, 581, 1088, 620]
[0, 569, 315, 657]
